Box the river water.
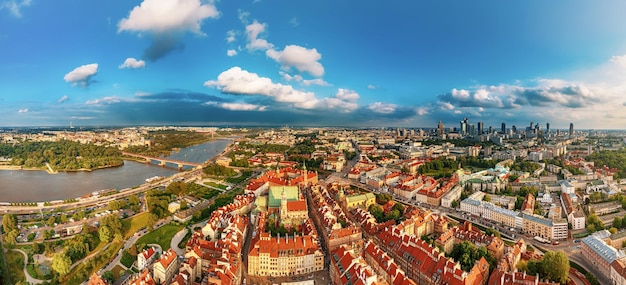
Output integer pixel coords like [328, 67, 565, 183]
[0, 139, 231, 202]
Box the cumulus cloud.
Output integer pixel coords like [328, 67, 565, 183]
[118, 0, 220, 61]
[58, 95, 69, 104]
[437, 79, 599, 111]
[204, 66, 316, 104]
[119, 57, 146, 69]
[0, 0, 31, 18]
[227, 49, 237, 57]
[367, 102, 396, 114]
[64, 63, 98, 87]
[334, 89, 360, 102]
[266, 45, 324, 77]
[245, 20, 272, 51]
[514, 81, 598, 108]
[18, 108, 28, 113]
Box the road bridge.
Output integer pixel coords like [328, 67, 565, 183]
[121, 151, 202, 169]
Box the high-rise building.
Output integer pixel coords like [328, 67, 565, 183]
[477, 121, 484, 135]
[460, 118, 469, 135]
[438, 120, 444, 136]
[512, 125, 518, 133]
[501, 122, 506, 134]
[569, 123, 574, 138]
[546, 123, 550, 134]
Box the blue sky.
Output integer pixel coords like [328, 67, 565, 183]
[2, 0, 626, 129]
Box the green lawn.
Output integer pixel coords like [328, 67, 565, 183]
[205, 182, 228, 190]
[122, 212, 150, 239]
[135, 224, 184, 251]
[6, 250, 26, 284]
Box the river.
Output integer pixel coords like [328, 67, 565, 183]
[0, 139, 231, 202]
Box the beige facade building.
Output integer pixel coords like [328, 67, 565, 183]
[248, 233, 324, 277]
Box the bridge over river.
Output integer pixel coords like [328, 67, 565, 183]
[121, 152, 202, 169]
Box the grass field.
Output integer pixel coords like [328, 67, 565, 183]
[62, 242, 122, 285]
[122, 212, 149, 239]
[111, 264, 127, 279]
[135, 223, 184, 251]
[6, 250, 26, 284]
[206, 182, 228, 190]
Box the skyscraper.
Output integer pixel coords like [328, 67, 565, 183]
[546, 122, 550, 134]
[501, 122, 506, 134]
[460, 118, 469, 135]
[437, 120, 444, 136]
[569, 123, 574, 138]
[477, 121, 484, 135]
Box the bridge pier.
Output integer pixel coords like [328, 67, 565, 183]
[159, 161, 167, 167]
[145, 158, 151, 164]
[178, 164, 184, 170]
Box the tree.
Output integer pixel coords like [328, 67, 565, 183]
[102, 271, 115, 283]
[51, 251, 71, 276]
[109, 200, 121, 211]
[615, 216, 623, 229]
[129, 194, 140, 205]
[2, 213, 17, 233]
[47, 216, 56, 227]
[541, 251, 569, 284]
[180, 199, 188, 210]
[32, 242, 42, 254]
[147, 213, 158, 230]
[610, 227, 619, 234]
[483, 195, 491, 202]
[99, 225, 112, 243]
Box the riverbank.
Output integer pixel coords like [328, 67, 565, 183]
[0, 139, 233, 203]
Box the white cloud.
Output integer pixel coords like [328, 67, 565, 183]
[119, 57, 146, 69]
[334, 89, 360, 102]
[440, 102, 455, 110]
[451, 88, 470, 100]
[0, 0, 31, 18]
[204, 66, 316, 104]
[226, 30, 237, 43]
[58, 95, 69, 104]
[227, 49, 237, 57]
[367, 84, 377, 89]
[302, 78, 329, 86]
[118, 0, 219, 34]
[416, 107, 429, 116]
[18, 108, 28, 113]
[281, 72, 329, 86]
[219, 102, 267, 111]
[611, 55, 626, 68]
[64, 63, 98, 86]
[266, 45, 324, 77]
[367, 102, 396, 114]
[85, 96, 122, 105]
[245, 20, 272, 51]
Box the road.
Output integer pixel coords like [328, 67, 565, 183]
[170, 228, 188, 256]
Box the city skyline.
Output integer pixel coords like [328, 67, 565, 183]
[2, 1, 626, 128]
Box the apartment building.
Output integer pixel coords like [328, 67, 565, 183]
[247, 233, 324, 277]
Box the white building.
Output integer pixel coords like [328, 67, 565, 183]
[441, 185, 463, 208]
